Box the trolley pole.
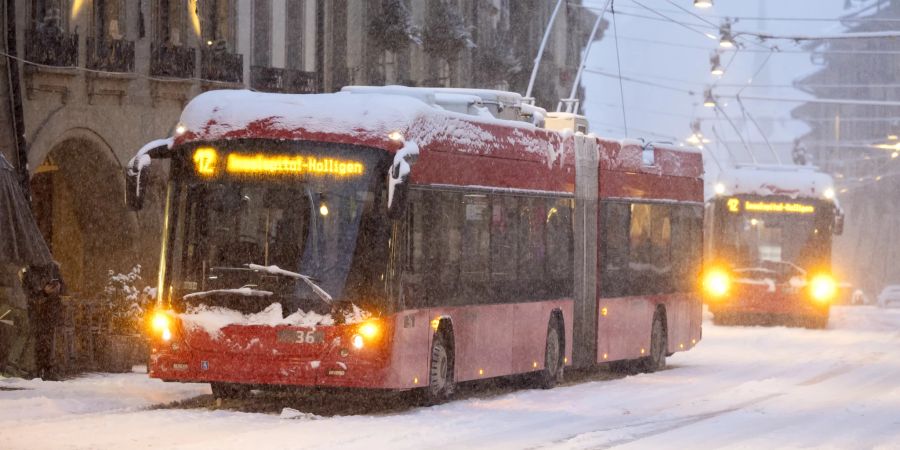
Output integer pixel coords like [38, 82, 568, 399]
[525, 0, 565, 101]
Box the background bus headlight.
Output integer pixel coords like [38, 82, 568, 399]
[809, 274, 837, 304]
[703, 268, 731, 298]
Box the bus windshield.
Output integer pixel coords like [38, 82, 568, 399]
[715, 197, 832, 281]
[163, 142, 391, 317]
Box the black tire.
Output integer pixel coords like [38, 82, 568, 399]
[641, 312, 667, 373]
[539, 319, 564, 389]
[426, 331, 455, 403]
[210, 382, 250, 399]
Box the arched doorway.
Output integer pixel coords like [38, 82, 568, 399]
[30, 137, 138, 297]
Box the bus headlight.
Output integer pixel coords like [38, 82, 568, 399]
[150, 311, 173, 342]
[358, 322, 380, 340]
[351, 321, 381, 350]
[703, 268, 731, 299]
[809, 274, 837, 304]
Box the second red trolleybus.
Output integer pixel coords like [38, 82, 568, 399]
[703, 164, 843, 328]
[127, 86, 704, 401]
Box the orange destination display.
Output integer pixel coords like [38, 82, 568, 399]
[727, 197, 815, 215]
[192, 147, 365, 177]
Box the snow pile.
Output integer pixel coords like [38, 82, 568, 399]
[179, 303, 335, 339]
[279, 407, 323, 420]
[0, 370, 207, 424]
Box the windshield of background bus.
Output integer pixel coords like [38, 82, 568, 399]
[717, 203, 830, 276]
[167, 144, 389, 315]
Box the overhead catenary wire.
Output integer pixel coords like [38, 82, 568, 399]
[611, 0, 629, 135]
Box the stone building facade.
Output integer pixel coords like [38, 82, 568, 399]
[0, 0, 596, 299]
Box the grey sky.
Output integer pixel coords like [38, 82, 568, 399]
[580, 0, 866, 173]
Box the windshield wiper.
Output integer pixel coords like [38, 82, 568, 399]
[183, 286, 274, 300]
[247, 263, 334, 304]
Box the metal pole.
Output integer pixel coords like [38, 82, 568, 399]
[525, 0, 565, 100]
[565, 0, 611, 109]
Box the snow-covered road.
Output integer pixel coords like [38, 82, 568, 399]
[3, 306, 900, 449]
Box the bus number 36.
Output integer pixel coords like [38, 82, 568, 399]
[277, 329, 325, 344]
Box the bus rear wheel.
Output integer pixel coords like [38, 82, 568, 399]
[539, 320, 564, 389]
[426, 331, 455, 403]
[210, 382, 251, 400]
[641, 312, 667, 373]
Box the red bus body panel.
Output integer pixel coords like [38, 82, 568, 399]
[151, 92, 703, 389]
[708, 282, 829, 318]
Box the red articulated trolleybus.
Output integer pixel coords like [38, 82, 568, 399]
[126, 86, 704, 401]
[703, 165, 843, 328]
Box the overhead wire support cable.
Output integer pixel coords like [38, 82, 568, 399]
[715, 103, 757, 164]
[611, 0, 628, 135]
[628, 0, 716, 41]
[561, 0, 612, 113]
[737, 95, 781, 164]
[525, 0, 565, 101]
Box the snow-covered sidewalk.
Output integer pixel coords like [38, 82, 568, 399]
[3, 306, 900, 449]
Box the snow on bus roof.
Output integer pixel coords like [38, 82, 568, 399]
[716, 164, 834, 199]
[175, 89, 567, 164]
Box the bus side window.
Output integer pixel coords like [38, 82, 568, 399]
[546, 198, 574, 297]
[490, 195, 518, 301]
[402, 190, 426, 308]
[650, 204, 673, 294]
[629, 203, 653, 296]
[436, 192, 463, 305]
[671, 205, 703, 292]
[460, 194, 490, 301]
[600, 202, 630, 298]
[518, 197, 546, 299]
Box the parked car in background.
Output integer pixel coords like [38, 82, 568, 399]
[877, 285, 900, 308]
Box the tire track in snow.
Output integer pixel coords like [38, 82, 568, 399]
[541, 393, 783, 449]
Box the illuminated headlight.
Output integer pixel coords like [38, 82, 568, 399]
[714, 183, 726, 195]
[702, 268, 731, 299]
[388, 131, 405, 142]
[351, 321, 381, 350]
[823, 188, 835, 200]
[809, 274, 837, 304]
[358, 322, 380, 340]
[175, 124, 187, 135]
[150, 311, 173, 342]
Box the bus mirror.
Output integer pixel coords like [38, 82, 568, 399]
[387, 141, 419, 219]
[126, 138, 172, 211]
[125, 164, 148, 211]
[834, 210, 844, 236]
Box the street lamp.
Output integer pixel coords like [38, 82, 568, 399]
[710, 52, 724, 76]
[703, 88, 717, 108]
[719, 22, 735, 49]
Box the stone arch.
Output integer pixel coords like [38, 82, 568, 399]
[30, 129, 140, 296]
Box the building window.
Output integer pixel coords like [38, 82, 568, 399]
[199, 0, 234, 49]
[156, 0, 186, 45]
[32, 0, 71, 32]
[93, 0, 125, 40]
[252, 0, 272, 66]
